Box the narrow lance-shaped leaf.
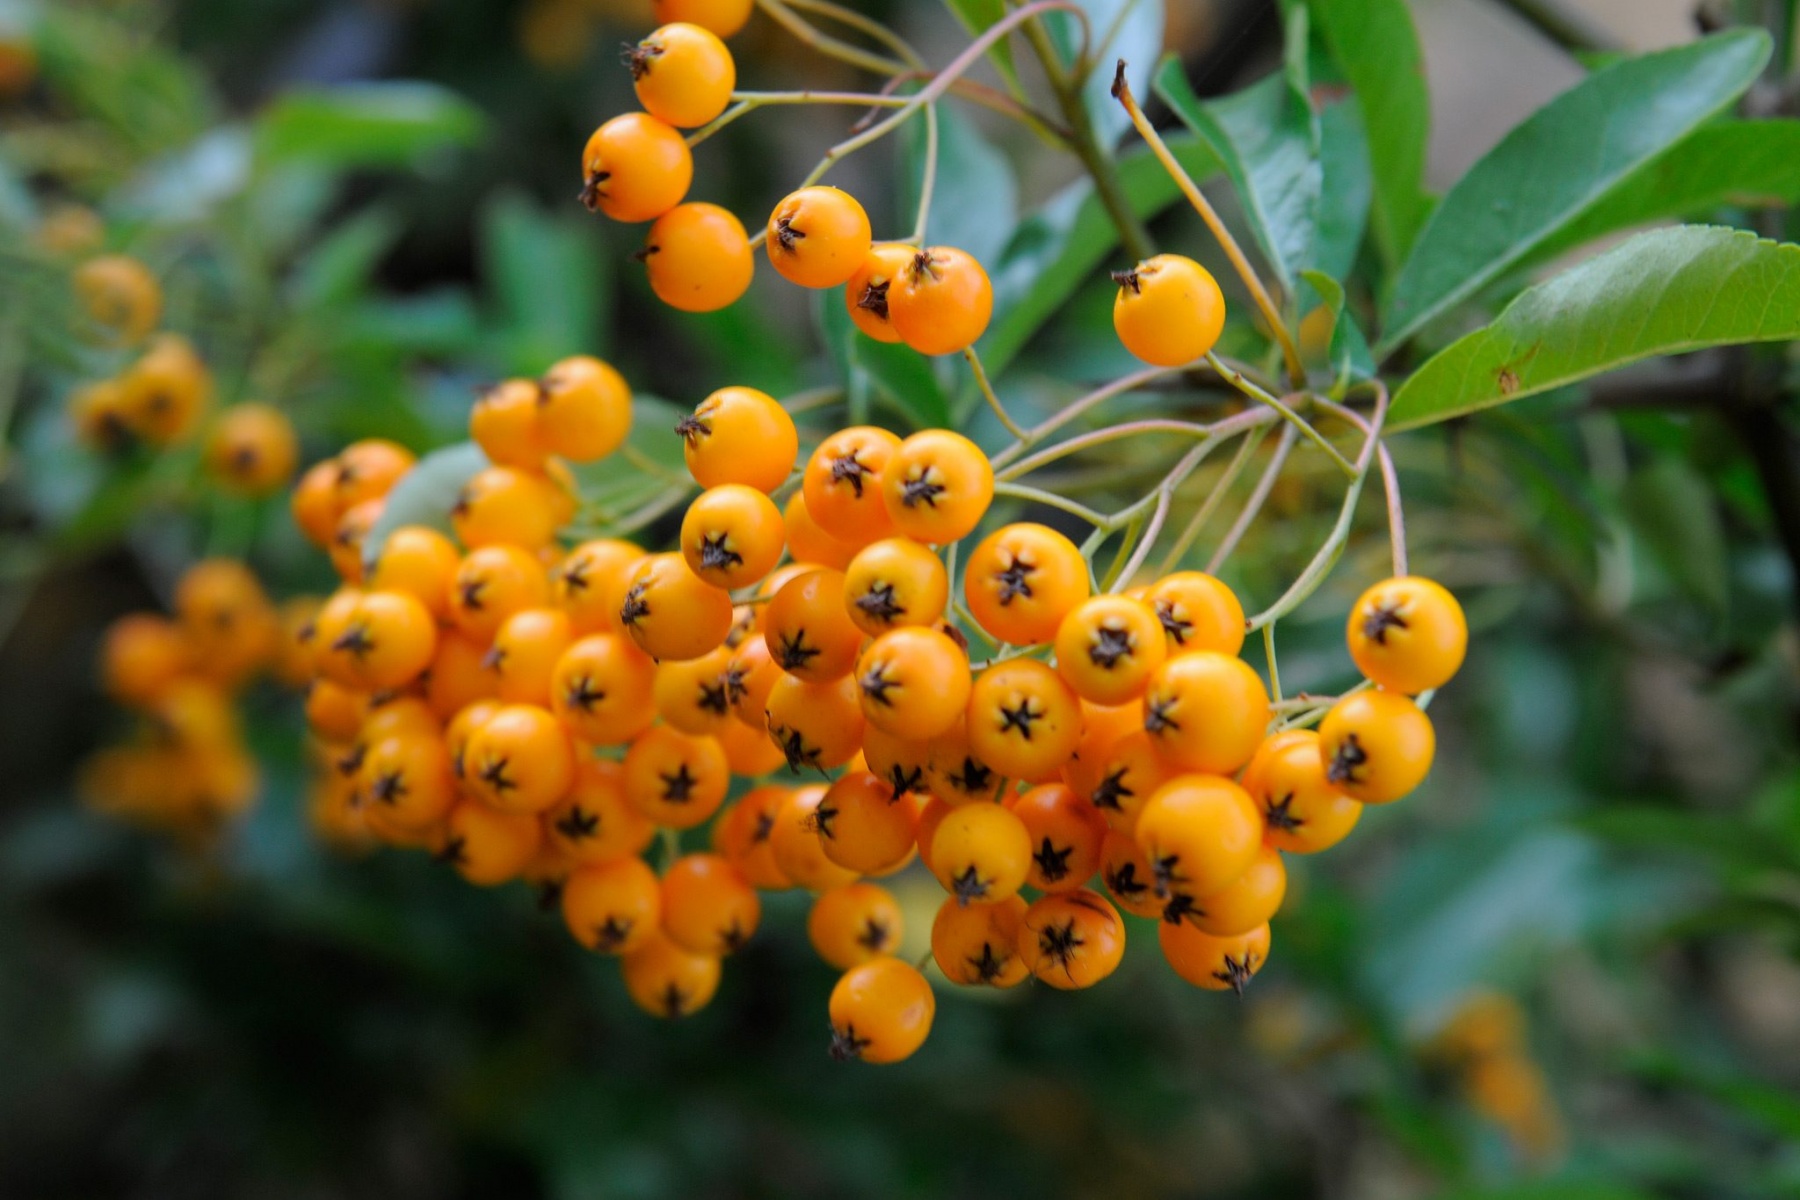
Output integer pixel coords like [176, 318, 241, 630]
[256, 81, 484, 168]
[1388, 226, 1800, 431]
[1380, 30, 1771, 355]
[1308, 0, 1431, 268]
[1153, 20, 1321, 293]
[1527, 120, 1800, 269]
[364, 441, 489, 562]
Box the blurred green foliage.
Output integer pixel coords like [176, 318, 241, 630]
[2, 0, 1800, 1197]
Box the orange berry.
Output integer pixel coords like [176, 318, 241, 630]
[842, 537, 947, 637]
[317, 590, 437, 692]
[469, 379, 546, 469]
[714, 785, 792, 889]
[551, 633, 659, 745]
[878, 429, 993, 545]
[763, 567, 863, 682]
[553, 538, 645, 635]
[1345, 576, 1468, 694]
[539, 355, 632, 462]
[855, 626, 969, 741]
[680, 483, 785, 589]
[368, 526, 460, 621]
[449, 544, 550, 642]
[763, 672, 864, 772]
[814, 771, 918, 874]
[1183, 843, 1286, 936]
[622, 725, 729, 829]
[929, 802, 1031, 905]
[1112, 254, 1226, 367]
[828, 957, 935, 1063]
[291, 460, 341, 547]
[543, 758, 656, 866]
[1054, 594, 1167, 706]
[629, 22, 735, 129]
[653, 0, 752, 38]
[1141, 651, 1269, 775]
[450, 465, 564, 550]
[1010, 783, 1107, 894]
[73, 254, 160, 344]
[809, 881, 904, 969]
[1144, 571, 1245, 657]
[643, 202, 754, 312]
[204, 403, 298, 496]
[562, 856, 662, 953]
[782, 490, 859, 570]
[486, 607, 574, 706]
[843, 242, 916, 343]
[887, 246, 991, 355]
[621, 929, 722, 1018]
[677, 386, 797, 493]
[1017, 889, 1124, 989]
[769, 784, 861, 891]
[425, 629, 500, 719]
[328, 499, 382, 584]
[1240, 730, 1361, 853]
[1098, 831, 1163, 918]
[334, 439, 415, 510]
[661, 852, 760, 955]
[359, 730, 457, 833]
[462, 703, 576, 814]
[1159, 920, 1270, 992]
[579, 112, 692, 223]
[803, 426, 901, 544]
[766, 186, 871, 289]
[1134, 774, 1263, 902]
[652, 643, 735, 737]
[619, 552, 735, 662]
[441, 798, 542, 887]
[1317, 689, 1435, 804]
[101, 613, 190, 709]
[931, 893, 1029, 987]
[966, 657, 1083, 783]
[964, 522, 1089, 646]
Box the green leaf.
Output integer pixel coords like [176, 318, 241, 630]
[480, 191, 607, 372]
[1313, 91, 1372, 283]
[1380, 31, 1772, 354]
[1309, 0, 1431, 268]
[256, 82, 483, 169]
[363, 441, 488, 563]
[983, 135, 1221, 375]
[1047, 0, 1164, 149]
[1622, 455, 1728, 617]
[899, 102, 1018, 270]
[1389, 226, 1800, 431]
[940, 0, 1023, 95]
[1153, 34, 1321, 292]
[1531, 119, 1800, 267]
[1298, 268, 1373, 381]
[290, 206, 402, 310]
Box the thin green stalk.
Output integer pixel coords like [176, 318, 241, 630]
[1206, 353, 1353, 478]
[1156, 421, 1271, 573]
[1263, 623, 1281, 703]
[1208, 422, 1296, 574]
[783, 0, 927, 68]
[755, 0, 909, 76]
[689, 91, 912, 146]
[998, 408, 1273, 482]
[993, 481, 1112, 527]
[909, 100, 939, 244]
[1099, 512, 1145, 591]
[965, 346, 1026, 439]
[989, 364, 1177, 470]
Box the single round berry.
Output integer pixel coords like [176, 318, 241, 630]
[629, 23, 736, 129]
[1113, 254, 1227, 367]
[580, 112, 692, 222]
[766, 186, 872, 289]
[887, 246, 992, 355]
[643, 203, 755, 312]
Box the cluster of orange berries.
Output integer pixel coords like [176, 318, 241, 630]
[577, 10, 994, 355]
[83, 560, 314, 836]
[255, 317, 1467, 1061]
[59, 249, 301, 496]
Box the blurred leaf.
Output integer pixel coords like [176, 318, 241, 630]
[1578, 807, 1797, 873]
[1390, 227, 1800, 430]
[1380, 31, 1771, 353]
[1622, 456, 1728, 616]
[479, 191, 607, 371]
[940, 0, 1023, 95]
[984, 135, 1221, 374]
[290, 206, 402, 310]
[1633, 1053, 1800, 1140]
[363, 441, 488, 561]
[255, 82, 483, 169]
[899, 102, 1018, 271]
[1531, 120, 1800, 267]
[1154, 30, 1321, 292]
[1046, 0, 1164, 149]
[1309, 0, 1431, 267]
[1313, 92, 1371, 284]
[817, 290, 950, 429]
[1299, 268, 1374, 381]
[118, 127, 251, 223]
[1438, 1185, 1653, 1200]
[341, 290, 483, 357]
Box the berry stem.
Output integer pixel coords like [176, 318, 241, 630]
[993, 481, 1113, 528]
[782, 0, 929, 69]
[1097, 511, 1144, 591]
[1208, 422, 1297, 574]
[1018, 16, 1153, 264]
[997, 408, 1274, 482]
[688, 92, 912, 148]
[1156, 421, 1271, 574]
[1246, 380, 1390, 631]
[1263, 623, 1282, 704]
[1206, 354, 1354, 479]
[1111, 438, 1217, 589]
[964, 346, 1027, 440]
[907, 100, 940, 246]
[1112, 63, 1306, 388]
[1314, 395, 1409, 577]
[754, 0, 910, 77]
[792, 1, 1089, 191]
